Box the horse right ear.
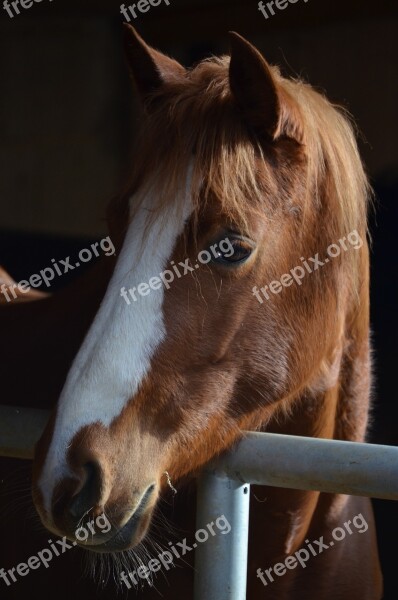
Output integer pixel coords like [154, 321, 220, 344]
[228, 32, 280, 141]
[123, 25, 186, 104]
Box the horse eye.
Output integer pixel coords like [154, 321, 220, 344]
[212, 238, 253, 266]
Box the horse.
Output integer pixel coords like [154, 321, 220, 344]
[0, 26, 382, 599]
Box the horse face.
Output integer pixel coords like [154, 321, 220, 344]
[32, 29, 316, 551]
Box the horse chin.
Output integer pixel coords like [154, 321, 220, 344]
[77, 483, 157, 553]
[79, 505, 154, 554]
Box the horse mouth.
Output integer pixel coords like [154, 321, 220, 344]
[78, 483, 156, 553]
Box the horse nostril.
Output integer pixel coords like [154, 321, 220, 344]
[69, 461, 102, 521]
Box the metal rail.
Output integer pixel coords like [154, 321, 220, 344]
[193, 433, 398, 600]
[1, 406, 397, 599]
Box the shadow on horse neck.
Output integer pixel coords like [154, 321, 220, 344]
[0, 27, 382, 600]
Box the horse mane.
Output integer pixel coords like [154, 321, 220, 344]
[113, 54, 370, 292]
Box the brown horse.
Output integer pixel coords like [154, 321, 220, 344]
[0, 26, 382, 599]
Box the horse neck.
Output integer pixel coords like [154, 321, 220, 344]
[243, 251, 372, 556]
[276, 240, 370, 442]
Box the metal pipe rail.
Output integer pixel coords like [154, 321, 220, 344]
[194, 433, 398, 600]
[204, 431, 398, 500]
[1, 405, 398, 599]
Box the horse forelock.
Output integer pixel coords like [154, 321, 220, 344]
[111, 54, 370, 297]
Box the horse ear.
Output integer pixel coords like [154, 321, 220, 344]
[228, 32, 280, 141]
[123, 24, 186, 103]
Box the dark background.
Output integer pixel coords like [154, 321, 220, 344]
[0, 0, 397, 598]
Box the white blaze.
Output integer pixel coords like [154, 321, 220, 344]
[39, 171, 193, 513]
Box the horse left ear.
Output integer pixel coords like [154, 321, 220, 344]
[123, 24, 186, 104]
[228, 32, 280, 141]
